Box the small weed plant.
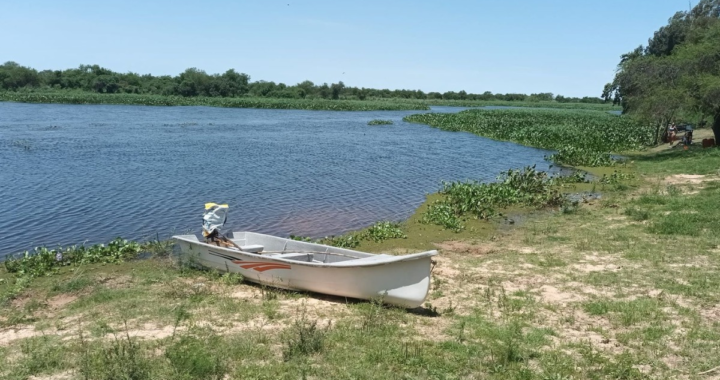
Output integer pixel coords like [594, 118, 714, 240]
[282, 312, 328, 361]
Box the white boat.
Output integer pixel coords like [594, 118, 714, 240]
[173, 231, 438, 308]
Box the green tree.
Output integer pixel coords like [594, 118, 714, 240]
[605, 0, 720, 144]
[0, 61, 39, 90]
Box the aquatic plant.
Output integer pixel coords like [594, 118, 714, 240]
[360, 221, 406, 242]
[319, 235, 361, 249]
[367, 119, 394, 125]
[546, 146, 617, 167]
[421, 201, 464, 232]
[4, 238, 141, 278]
[420, 99, 619, 111]
[0, 91, 429, 111]
[289, 235, 313, 242]
[421, 166, 566, 231]
[404, 108, 653, 166]
[599, 171, 635, 184]
[296, 221, 407, 248]
[548, 171, 588, 185]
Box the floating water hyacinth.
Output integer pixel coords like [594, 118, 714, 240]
[404, 108, 652, 166]
[367, 119, 394, 125]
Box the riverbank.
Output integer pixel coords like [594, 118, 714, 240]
[0, 91, 620, 112]
[2, 143, 718, 379]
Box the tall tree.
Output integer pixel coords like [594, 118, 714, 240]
[604, 0, 720, 144]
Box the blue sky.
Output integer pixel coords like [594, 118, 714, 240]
[1, 0, 691, 97]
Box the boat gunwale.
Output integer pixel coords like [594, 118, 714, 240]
[172, 235, 438, 269]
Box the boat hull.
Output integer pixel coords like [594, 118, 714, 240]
[173, 233, 437, 308]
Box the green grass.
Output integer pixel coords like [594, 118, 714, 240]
[631, 146, 720, 175]
[583, 297, 666, 326]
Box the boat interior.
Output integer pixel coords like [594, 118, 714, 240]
[177, 231, 395, 265]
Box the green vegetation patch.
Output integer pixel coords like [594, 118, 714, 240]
[422, 166, 566, 232]
[367, 119, 393, 125]
[405, 108, 653, 166]
[0, 91, 429, 111]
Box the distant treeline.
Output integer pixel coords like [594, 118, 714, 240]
[0, 62, 605, 103]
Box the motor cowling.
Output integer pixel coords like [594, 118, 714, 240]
[202, 203, 229, 239]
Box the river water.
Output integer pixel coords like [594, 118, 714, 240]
[0, 102, 555, 258]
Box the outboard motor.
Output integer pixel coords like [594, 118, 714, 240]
[202, 203, 229, 243]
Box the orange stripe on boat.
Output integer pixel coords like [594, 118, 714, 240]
[231, 261, 291, 272]
[238, 263, 270, 269]
[252, 265, 291, 272]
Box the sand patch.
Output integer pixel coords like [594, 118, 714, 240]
[664, 174, 718, 186]
[110, 323, 177, 340]
[434, 241, 497, 256]
[699, 305, 720, 323]
[47, 294, 77, 309]
[278, 297, 349, 321]
[572, 263, 621, 273]
[98, 274, 133, 289]
[538, 285, 585, 304]
[0, 325, 40, 346]
[553, 310, 625, 353]
[228, 285, 260, 300]
[28, 371, 74, 380]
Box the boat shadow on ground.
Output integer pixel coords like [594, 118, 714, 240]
[239, 280, 441, 317]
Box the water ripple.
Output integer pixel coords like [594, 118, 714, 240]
[0, 103, 555, 258]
